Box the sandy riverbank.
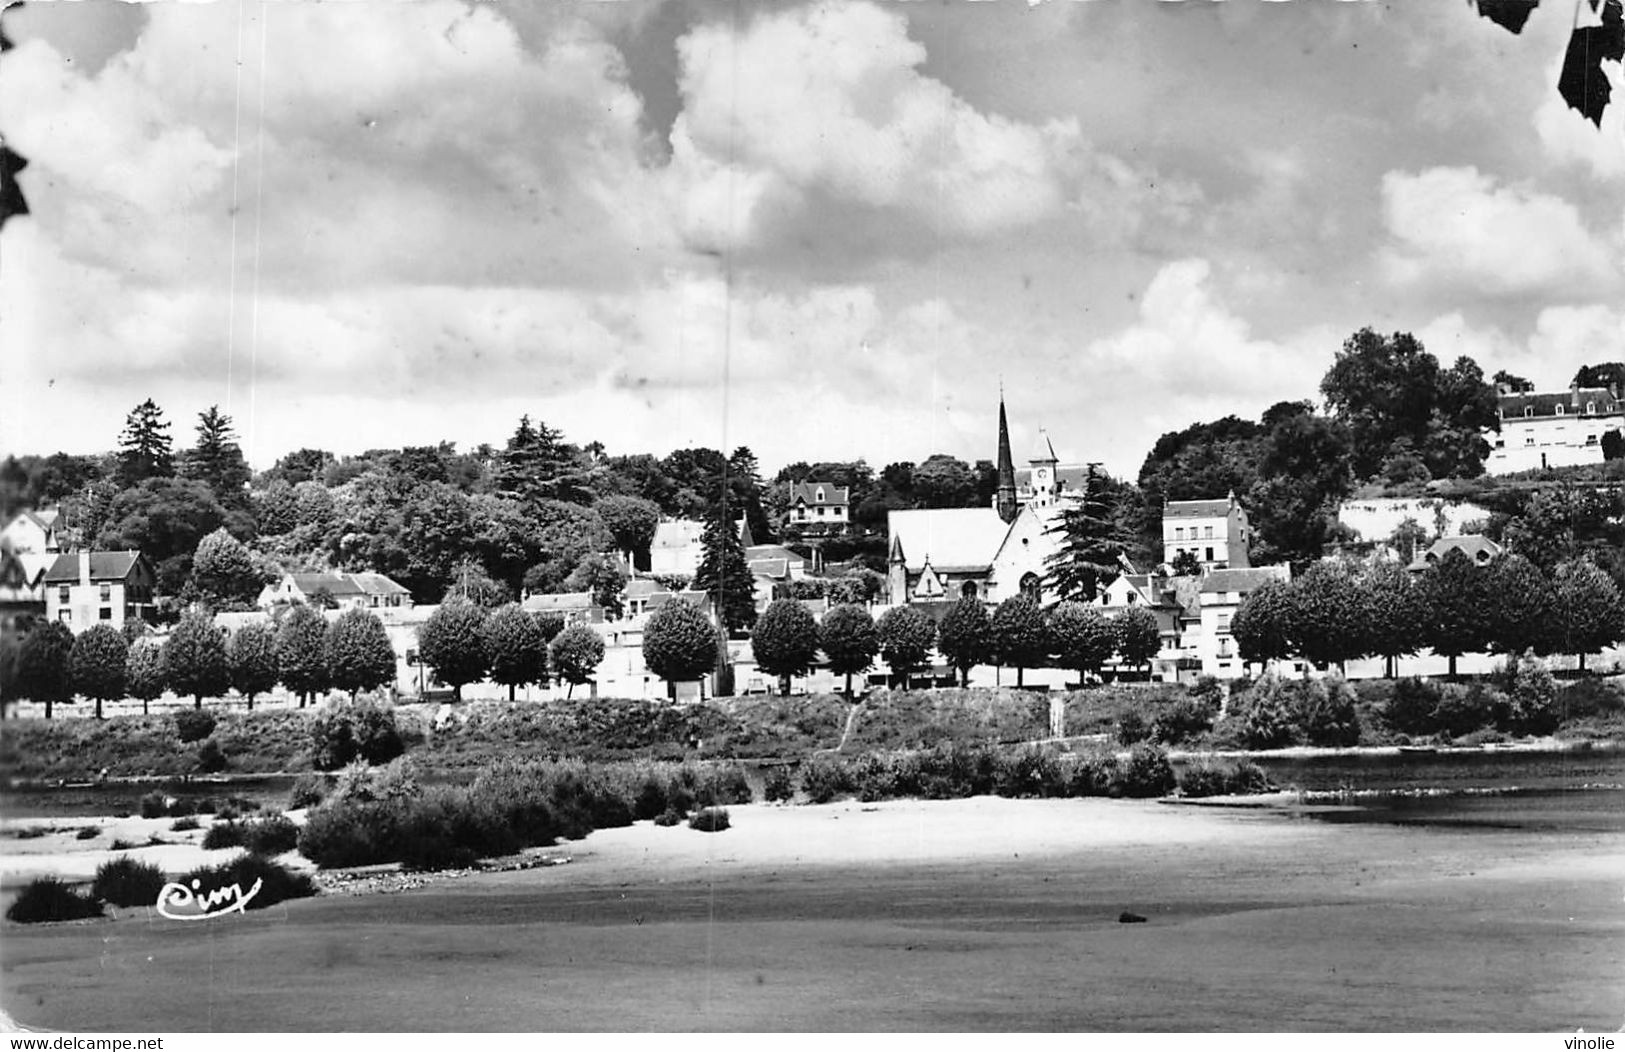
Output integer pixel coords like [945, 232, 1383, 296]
[3, 796, 1622, 1031]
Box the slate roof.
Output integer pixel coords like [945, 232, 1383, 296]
[748, 558, 790, 580]
[1409, 535, 1503, 570]
[1199, 566, 1289, 595]
[1165, 498, 1236, 519]
[349, 572, 411, 596]
[888, 508, 1011, 574]
[288, 572, 364, 597]
[1498, 388, 1619, 419]
[790, 482, 849, 507]
[1014, 465, 1090, 495]
[43, 551, 147, 584]
[745, 543, 801, 564]
[522, 591, 596, 612]
[652, 520, 704, 549]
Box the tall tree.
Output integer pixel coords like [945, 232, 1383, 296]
[69, 623, 128, 720]
[183, 406, 251, 508]
[936, 596, 992, 688]
[1288, 562, 1370, 672]
[417, 600, 490, 702]
[17, 621, 73, 719]
[1043, 466, 1128, 601]
[1573, 362, 1625, 392]
[991, 595, 1050, 688]
[1230, 579, 1295, 671]
[496, 415, 591, 506]
[227, 622, 279, 710]
[752, 598, 821, 696]
[1359, 561, 1427, 677]
[694, 508, 757, 633]
[1484, 554, 1559, 657]
[276, 604, 331, 706]
[564, 553, 628, 619]
[912, 454, 978, 508]
[642, 600, 718, 699]
[594, 495, 661, 567]
[1112, 607, 1162, 675]
[548, 625, 605, 699]
[481, 603, 548, 701]
[126, 638, 166, 715]
[116, 399, 175, 488]
[876, 605, 935, 690]
[1553, 559, 1625, 673]
[189, 528, 268, 611]
[162, 610, 229, 708]
[324, 608, 397, 697]
[1419, 548, 1495, 679]
[1047, 602, 1115, 684]
[1246, 411, 1354, 566]
[819, 604, 878, 699]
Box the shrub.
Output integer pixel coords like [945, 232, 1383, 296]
[763, 765, 795, 803]
[110, 838, 135, 851]
[139, 791, 169, 820]
[5, 877, 105, 924]
[653, 807, 684, 827]
[170, 815, 200, 832]
[173, 708, 217, 743]
[1297, 676, 1362, 747]
[846, 752, 895, 802]
[1229, 675, 1298, 749]
[1384, 678, 1441, 736]
[1433, 683, 1505, 738]
[197, 739, 228, 774]
[202, 821, 245, 850]
[1188, 675, 1226, 711]
[689, 807, 730, 832]
[1151, 697, 1217, 745]
[1116, 710, 1152, 746]
[1113, 742, 1176, 798]
[93, 856, 167, 907]
[288, 772, 329, 810]
[993, 746, 1063, 798]
[242, 814, 299, 856]
[180, 854, 316, 910]
[75, 825, 101, 841]
[1058, 750, 1116, 797]
[799, 754, 850, 804]
[310, 692, 405, 770]
[1178, 758, 1271, 798]
[194, 797, 219, 814]
[1503, 652, 1560, 737]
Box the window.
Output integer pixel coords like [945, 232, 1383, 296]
[1587, 434, 1600, 446]
[1556, 404, 1565, 415]
[57, 585, 69, 605]
[99, 608, 112, 620]
[1587, 402, 1596, 415]
[59, 610, 71, 623]
[1525, 407, 1535, 417]
[99, 583, 111, 602]
[1205, 547, 1214, 562]
[1204, 526, 1214, 539]
[1175, 527, 1185, 541]
[1526, 436, 1536, 446]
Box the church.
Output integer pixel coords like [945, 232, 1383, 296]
[886, 398, 1093, 606]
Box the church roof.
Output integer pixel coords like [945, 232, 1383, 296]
[888, 508, 1011, 574]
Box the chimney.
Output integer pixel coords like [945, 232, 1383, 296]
[78, 549, 91, 587]
[1571, 382, 1581, 408]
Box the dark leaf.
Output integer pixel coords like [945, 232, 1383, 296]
[1475, 0, 1539, 34]
[1560, 23, 1625, 126]
[0, 142, 26, 230]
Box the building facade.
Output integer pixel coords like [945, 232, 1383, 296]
[1163, 493, 1251, 571]
[43, 550, 157, 632]
[1485, 384, 1625, 474]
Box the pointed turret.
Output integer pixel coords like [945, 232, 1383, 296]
[996, 395, 1017, 523]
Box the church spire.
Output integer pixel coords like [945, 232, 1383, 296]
[996, 392, 1017, 524]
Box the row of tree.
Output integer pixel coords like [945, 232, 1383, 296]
[1230, 551, 1625, 677]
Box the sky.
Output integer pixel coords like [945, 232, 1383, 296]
[2, 0, 1624, 482]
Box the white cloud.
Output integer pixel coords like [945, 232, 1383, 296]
[1534, 56, 1625, 179]
[1378, 166, 1618, 295]
[665, 0, 1080, 251]
[1530, 304, 1625, 368]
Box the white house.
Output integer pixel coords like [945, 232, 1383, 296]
[1195, 565, 1291, 679]
[43, 550, 158, 633]
[649, 519, 705, 579]
[787, 481, 850, 526]
[1485, 384, 1625, 474]
[886, 507, 1012, 604]
[1163, 493, 1251, 570]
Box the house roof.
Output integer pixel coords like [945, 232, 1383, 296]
[645, 590, 711, 612]
[1409, 534, 1503, 570]
[1165, 497, 1235, 519]
[1014, 465, 1090, 495]
[10, 509, 60, 532]
[1199, 566, 1289, 595]
[522, 591, 596, 613]
[652, 520, 704, 550]
[790, 481, 849, 506]
[1498, 387, 1619, 419]
[43, 551, 147, 584]
[745, 543, 801, 564]
[748, 558, 790, 580]
[888, 508, 1010, 574]
[348, 572, 411, 596]
[625, 577, 664, 599]
[288, 572, 364, 597]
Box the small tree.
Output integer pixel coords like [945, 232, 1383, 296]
[876, 605, 935, 690]
[936, 596, 992, 688]
[1113, 606, 1162, 675]
[417, 600, 489, 702]
[276, 603, 330, 706]
[189, 528, 266, 610]
[1553, 559, 1625, 672]
[1047, 602, 1115, 684]
[642, 600, 718, 699]
[481, 603, 547, 701]
[564, 553, 628, 620]
[1419, 548, 1494, 679]
[324, 608, 397, 697]
[162, 610, 229, 709]
[549, 625, 605, 699]
[752, 598, 821, 696]
[1484, 554, 1559, 657]
[820, 604, 878, 699]
[126, 639, 166, 715]
[595, 495, 661, 567]
[1359, 561, 1426, 678]
[69, 623, 128, 720]
[227, 622, 279, 710]
[1289, 562, 1369, 673]
[1231, 578, 1295, 672]
[17, 621, 73, 718]
[991, 595, 1049, 688]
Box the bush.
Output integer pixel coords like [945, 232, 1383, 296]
[1116, 710, 1152, 746]
[309, 692, 405, 770]
[179, 854, 315, 910]
[993, 746, 1063, 798]
[1503, 652, 1560, 737]
[93, 856, 167, 907]
[1151, 697, 1217, 745]
[173, 708, 218, 744]
[1059, 750, 1116, 797]
[139, 791, 169, 820]
[5, 877, 105, 924]
[288, 772, 330, 810]
[763, 765, 795, 803]
[202, 821, 245, 850]
[1178, 758, 1272, 798]
[197, 739, 228, 774]
[1297, 676, 1362, 747]
[1433, 683, 1505, 738]
[689, 807, 730, 832]
[75, 825, 101, 841]
[653, 807, 684, 827]
[170, 815, 200, 832]
[242, 813, 299, 856]
[1188, 676, 1226, 711]
[1228, 675, 1299, 749]
[1384, 678, 1441, 736]
[799, 754, 850, 804]
[1113, 742, 1176, 798]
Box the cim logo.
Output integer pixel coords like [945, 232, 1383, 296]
[156, 877, 263, 920]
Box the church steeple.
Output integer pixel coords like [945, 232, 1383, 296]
[995, 391, 1017, 524]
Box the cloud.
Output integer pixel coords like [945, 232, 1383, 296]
[1377, 166, 1618, 296]
[1530, 304, 1625, 368]
[664, 0, 1080, 253]
[1534, 56, 1625, 179]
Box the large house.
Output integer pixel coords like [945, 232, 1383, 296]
[1196, 565, 1292, 678]
[1162, 493, 1251, 571]
[43, 550, 157, 632]
[0, 509, 63, 555]
[1485, 383, 1625, 474]
[649, 519, 705, 579]
[1408, 534, 1503, 573]
[787, 482, 849, 526]
[258, 571, 412, 611]
[1335, 497, 1491, 562]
